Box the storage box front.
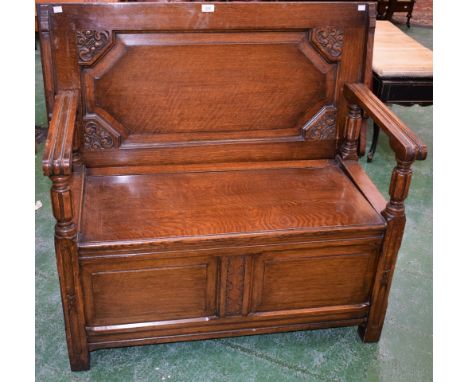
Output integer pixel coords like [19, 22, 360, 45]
[250, 246, 378, 314]
[81, 256, 218, 327]
[81, 240, 380, 334]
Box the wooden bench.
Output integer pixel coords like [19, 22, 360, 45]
[38, 2, 426, 371]
[367, 20, 433, 161]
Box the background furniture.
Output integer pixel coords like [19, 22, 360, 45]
[38, 1, 426, 371]
[377, 0, 416, 27]
[367, 20, 432, 162]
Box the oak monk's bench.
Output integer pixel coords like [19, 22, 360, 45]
[38, 1, 427, 371]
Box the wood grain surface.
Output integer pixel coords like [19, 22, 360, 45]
[80, 165, 385, 244]
[38, 2, 425, 371]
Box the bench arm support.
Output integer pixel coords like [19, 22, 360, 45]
[41, 89, 89, 369]
[343, 83, 427, 162]
[341, 82, 428, 216]
[340, 83, 428, 342]
[42, 90, 79, 177]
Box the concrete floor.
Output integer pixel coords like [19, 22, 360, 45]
[35, 27, 432, 381]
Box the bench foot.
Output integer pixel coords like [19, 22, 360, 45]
[69, 353, 90, 372]
[358, 323, 382, 343]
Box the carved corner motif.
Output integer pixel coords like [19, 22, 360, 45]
[310, 27, 344, 62]
[76, 30, 111, 65]
[83, 121, 117, 150]
[302, 106, 337, 141]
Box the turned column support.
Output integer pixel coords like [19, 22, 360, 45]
[51, 175, 76, 239]
[383, 160, 413, 219]
[50, 175, 90, 371]
[359, 159, 414, 342]
[42, 90, 89, 370]
[340, 103, 362, 160]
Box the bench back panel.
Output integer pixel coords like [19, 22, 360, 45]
[38, 2, 375, 167]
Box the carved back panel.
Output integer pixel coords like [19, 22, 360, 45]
[38, 2, 375, 167]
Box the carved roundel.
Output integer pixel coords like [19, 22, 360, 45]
[310, 27, 344, 62]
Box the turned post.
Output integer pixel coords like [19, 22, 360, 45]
[43, 90, 89, 370]
[50, 175, 90, 371]
[340, 103, 362, 160]
[342, 83, 427, 342]
[359, 159, 414, 342]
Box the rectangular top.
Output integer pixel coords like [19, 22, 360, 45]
[373, 21, 433, 77]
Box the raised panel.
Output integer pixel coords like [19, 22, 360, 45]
[82, 31, 336, 145]
[251, 246, 378, 313]
[82, 256, 218, 326]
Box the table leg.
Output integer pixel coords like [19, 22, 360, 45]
[367, 122, 380, 162]
[406, 12, 412, 28]
[385, 0, 397, 21]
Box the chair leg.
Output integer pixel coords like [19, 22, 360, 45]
[367, 122, 380, 162]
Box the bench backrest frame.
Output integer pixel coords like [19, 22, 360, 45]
[38, 1, 376, 167]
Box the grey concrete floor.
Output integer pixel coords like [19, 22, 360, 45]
[35, 26, 433, 381]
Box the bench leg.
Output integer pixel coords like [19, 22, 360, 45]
[55, 238, 90, 371]
[367, 122, 380, 162]
[51, 175, 90, 371]
[358, 160, 413, 343]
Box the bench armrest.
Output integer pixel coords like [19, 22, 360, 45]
[42, 90, 79, 177]
[344, 83, 427, 162]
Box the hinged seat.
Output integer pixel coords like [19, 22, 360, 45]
[78, 161, 386, 250]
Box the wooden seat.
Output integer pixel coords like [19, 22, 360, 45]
[38, 1, 426, 371]
[80, 162, 385, 247]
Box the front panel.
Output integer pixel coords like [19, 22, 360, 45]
[251, 245, 379, 313]
[81, 256, 218, 326]
[81, 241, 380, 333]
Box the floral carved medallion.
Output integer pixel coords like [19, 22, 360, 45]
[83, 122, 115, 150]
[76, 30, 110, 64]
[311, 27, 344, 61]
[303, 106, 337, 141]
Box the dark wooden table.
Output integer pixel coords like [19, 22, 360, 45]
[367, 20, 432, 162]
[377, 0, 415, 27]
